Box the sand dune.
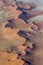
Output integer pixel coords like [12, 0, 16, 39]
[0, 0, 43, 65]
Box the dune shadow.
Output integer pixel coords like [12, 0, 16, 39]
[19, 12, 29, 23]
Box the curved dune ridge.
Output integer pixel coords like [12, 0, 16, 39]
[0, 0, 43, 65]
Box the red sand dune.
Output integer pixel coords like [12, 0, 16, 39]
[0, 0, 43, 65]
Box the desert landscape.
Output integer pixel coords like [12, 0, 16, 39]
[0, 0, 43, 65]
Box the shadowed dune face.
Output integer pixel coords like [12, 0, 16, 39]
[5, 19, 27, 28]
[18, 21, 43, 65]
[19, 10, 43, 23]
[0, 21, 26, 55]
[0, 0, 43, 65]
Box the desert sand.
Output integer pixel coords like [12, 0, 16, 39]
[0, 0, 43, 65]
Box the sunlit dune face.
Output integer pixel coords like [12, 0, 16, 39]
[17, 21, 43, 65]
[27, 21, 43, 65]
[2, 28, 25, 43]
[3, 2, 22, 19]
[0, 0, 43, 65]
[0, 20, 43, 65]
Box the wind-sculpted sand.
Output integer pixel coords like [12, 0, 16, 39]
[0, 0, 43, 65]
